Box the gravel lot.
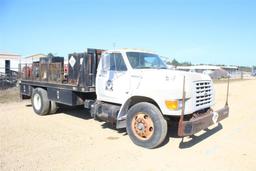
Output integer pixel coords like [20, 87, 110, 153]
[0, 79, 256, 171]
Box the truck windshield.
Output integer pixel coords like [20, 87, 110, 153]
[126, 52, 167, 69]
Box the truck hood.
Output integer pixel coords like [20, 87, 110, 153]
[131, 69, 211, 82]
[130, 69, 212, 98]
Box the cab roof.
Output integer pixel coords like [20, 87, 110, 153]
[105, 48, 157, 54]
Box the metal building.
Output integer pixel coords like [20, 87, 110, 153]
[22, 54, 47, 64]
[0, 52, 21, 76]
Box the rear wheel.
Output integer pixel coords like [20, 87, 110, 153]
[31, 88, 50, 115]
[126, 102, 167, 149]
[49, 101, 59, 114]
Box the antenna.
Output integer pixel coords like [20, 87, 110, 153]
[113, 42, 116, 50]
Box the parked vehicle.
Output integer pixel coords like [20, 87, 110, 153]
[20, 48, 229, 148]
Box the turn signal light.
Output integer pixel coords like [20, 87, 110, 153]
[165, 100, 179, 110]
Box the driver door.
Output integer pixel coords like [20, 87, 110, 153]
[96, 52, 130, 104]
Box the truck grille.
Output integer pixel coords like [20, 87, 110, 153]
[194, 81, 213, 108]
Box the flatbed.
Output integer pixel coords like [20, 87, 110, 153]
[19, 48, 229, 148]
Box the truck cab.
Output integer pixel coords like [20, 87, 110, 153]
[91, 49, 228, 148]
[96, 49, 214, 116]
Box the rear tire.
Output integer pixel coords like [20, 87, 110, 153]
[31, 88, 50, 115]
[126, 102, 167, 149]
[49, 101, 59, 114]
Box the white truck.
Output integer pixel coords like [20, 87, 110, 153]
[20, 48, 229, 148]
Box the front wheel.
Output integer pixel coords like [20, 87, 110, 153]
[126, 102, 167, 149]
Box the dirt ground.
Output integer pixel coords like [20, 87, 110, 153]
[0, 87, 20, 103]
[0, 79, 256, 171]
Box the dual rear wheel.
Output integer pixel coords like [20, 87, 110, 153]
[31, 88, 58, 115]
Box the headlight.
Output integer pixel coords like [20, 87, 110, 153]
[165, 100, 182, 110]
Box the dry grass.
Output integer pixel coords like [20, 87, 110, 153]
[0, 87, 20, 103]
[213, 77, 255, 84]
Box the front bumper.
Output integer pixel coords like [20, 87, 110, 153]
[178, 105, 229, 137]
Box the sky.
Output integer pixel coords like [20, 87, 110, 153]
[0, 0, 255, 66]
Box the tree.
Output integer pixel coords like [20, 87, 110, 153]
[181, 61, 192, 66]
[166, 61, 172, 65]
[171, 59, 180, 66]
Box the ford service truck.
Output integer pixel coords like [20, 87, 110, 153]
[20, 48, 229, 148]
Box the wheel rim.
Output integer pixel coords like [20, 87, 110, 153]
[33, 93, 41, 111]
[131, 112, 154, 140]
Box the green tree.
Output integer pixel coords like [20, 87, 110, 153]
[171, 59, 180, 66]
[181, 61, 192, 66]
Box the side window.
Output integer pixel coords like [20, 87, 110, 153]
[111, 53, 127, 71]
[101, 53, 127, 72]
[102, 53, 110, 72]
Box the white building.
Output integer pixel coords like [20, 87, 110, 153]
[22, 53, 47, 64]
[176, 65, 240, 79]
[176, 65, 238, 73]
[176, 65, 221, 73]
[221, 65, 239, 74]
[0, 52, 21, 76]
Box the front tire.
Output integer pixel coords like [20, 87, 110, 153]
[126, 102, 167, 149]
[31, 88, 50, 115]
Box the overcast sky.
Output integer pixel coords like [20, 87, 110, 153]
[0, 0, 255, 66]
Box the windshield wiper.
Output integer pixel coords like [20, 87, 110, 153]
[135, 66, 167, 69]
[158, 67, 167, 69]
[135, 66, 152, 69]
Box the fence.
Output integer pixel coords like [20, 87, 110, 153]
[0, 69, 19, 90]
